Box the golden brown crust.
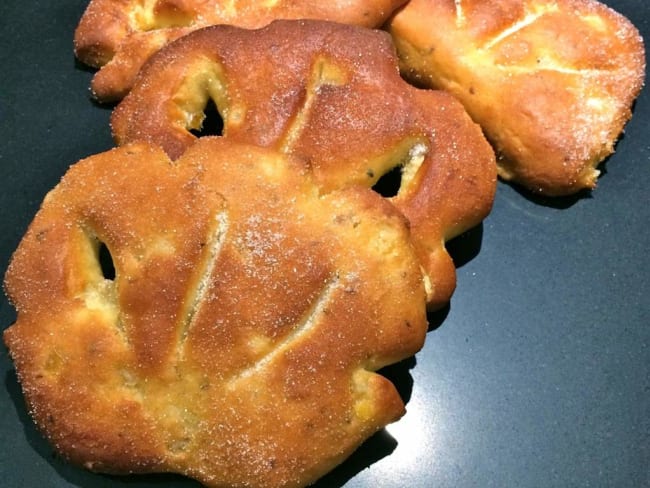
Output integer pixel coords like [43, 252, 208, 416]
[111, 19, 497, 309]
[388, 0, 646, 196]
[73, 0, 409, 101]
[4, 138, 427, 488]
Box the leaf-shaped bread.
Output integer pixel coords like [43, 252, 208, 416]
[73, 0, 408, 101]
[3, 138, 428, 488]
[111, 19, 497, 309]
[388, 0, 645, 195]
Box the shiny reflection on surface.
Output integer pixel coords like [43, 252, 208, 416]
[365, 383, 442, 485]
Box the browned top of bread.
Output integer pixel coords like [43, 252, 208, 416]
[3, 138, 427, 488]
[389, 0, 646, 196]
[74, 0, 408, 101]
[111, 19, 497, 309]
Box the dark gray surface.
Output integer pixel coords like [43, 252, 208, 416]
[0, 1, 648, 487]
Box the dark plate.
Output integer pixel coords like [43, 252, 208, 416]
[0, 1, 648, 487]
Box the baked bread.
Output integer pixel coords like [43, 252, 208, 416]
[74, 0, 408, 101]
[3, 138, 428, 488]
[111, 19, 498, 309]
[388, 0, 646, 196]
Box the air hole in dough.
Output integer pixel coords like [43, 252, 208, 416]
[190, 98, 224, 138]
[98, 241, 115, 280]
[372, 165, 402, 198]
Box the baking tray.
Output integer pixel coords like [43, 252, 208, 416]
[0, 1, 648, 486]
